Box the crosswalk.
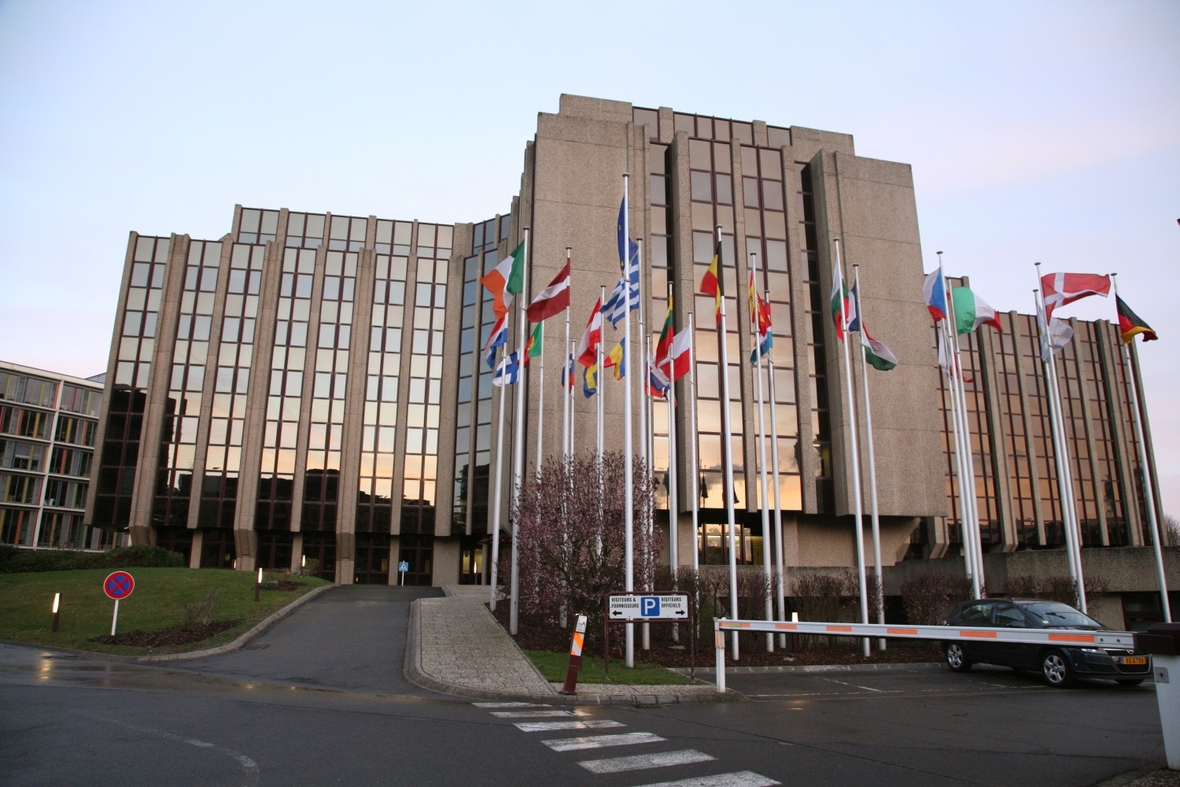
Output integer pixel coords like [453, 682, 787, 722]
[473, 701, 780, 786]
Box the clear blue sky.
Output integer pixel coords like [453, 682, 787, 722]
[2, 1, 1178, 511]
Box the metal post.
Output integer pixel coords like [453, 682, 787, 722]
[623, 175, 635, 669]
[714, 227, 740, 661]
[751, 253, 774, 652]
[510, 228, 531, 635]
[854, 265, 886, 648]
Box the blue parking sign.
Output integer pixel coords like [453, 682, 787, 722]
[641, 596, 660, 617]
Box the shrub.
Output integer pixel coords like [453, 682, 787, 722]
[898, 572, 973, 625]
[0, 545, 185, 574]
[179, 589, 224, 625]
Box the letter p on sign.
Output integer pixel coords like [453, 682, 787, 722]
[641, 596, 660, 617]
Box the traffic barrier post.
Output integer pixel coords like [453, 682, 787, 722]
[559, 614, 588, 695]
[1136, 623, 1180, 770]
[714, 618, 725, 693]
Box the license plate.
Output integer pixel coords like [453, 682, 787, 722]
[1120, 656, 1147, 666]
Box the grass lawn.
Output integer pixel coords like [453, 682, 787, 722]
[525, 649, 693, 685]
[0, 568, 329, 657]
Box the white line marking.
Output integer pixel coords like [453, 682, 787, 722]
[579, 749, 716, 774]
[543, 732, 666, 752]
[632, 771, 781, 787]
[472, 702, 552, 708]
[822, 677, 884, 693]
[515, 720, 626, 732]
[491, 710, 584, 718]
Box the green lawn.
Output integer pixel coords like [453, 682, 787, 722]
[525, 649, 693, 685]
[0, 567, 329, 656]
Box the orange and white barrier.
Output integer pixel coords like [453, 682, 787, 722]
[560, 614, 588, 695]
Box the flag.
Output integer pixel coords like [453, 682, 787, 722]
[479, 241, 525, 319]
[951, 286, 1003, 334]
[938, 334, 974, 384]
[1040, 316, 1075, 361]
[583, 359, 598, 398]
[576, 298, 602, 367]
[1116, 296, 1157, 343]
[830, 258, 849, 341]
[524, 322, 543, 367]
[1041, 272, 1110, 322]
[861, 327, 898, 371]
[483, 314, 507, 369]
[923, 268, 948, 322]
[748, 274, 774, 365]
[562, 354, 575, 391]
[750, 329, 773, 365]
[617, 197, 639, 273]
[525, 261, 570, 322]
[654, 296, 674, 364]
[846, 281, 861, 333]
[602, 273, 639, 327]
[646, 355, 670, 399]
[699, 240, 723, 325]
[604, 339, 626, 381]
[668, 327, 692, 381]
[493, 352, 519, 387]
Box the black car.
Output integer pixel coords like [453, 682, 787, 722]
[941, 598, 1152, 688]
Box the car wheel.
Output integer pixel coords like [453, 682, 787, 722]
[945, 643, 972, 672]
[1116, 678, 1145, 687]
[1040, 650, 1075, 688]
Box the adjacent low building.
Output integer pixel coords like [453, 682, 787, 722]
[79, 95, 1173, 627]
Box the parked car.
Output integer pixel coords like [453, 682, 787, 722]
[940, 598, 1152, 688]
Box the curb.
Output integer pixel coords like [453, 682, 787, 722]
[402, 598, 743, 705]
[672, 661, 945, 676]
[136, 585, 333, 662]
[1090, 765, 1173, 787]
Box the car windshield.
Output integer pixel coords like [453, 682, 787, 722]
[1022, 602, 1102, 629]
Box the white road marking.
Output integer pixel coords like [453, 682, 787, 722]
[822, 677, 885, 693]
[472, 702, 551, 708]
[491, 710, 584, 718]
[579, 749, 716, 774]
[543, 732, 666, 751]
[632, 771, 781, 787]
[515, 719, 626, 732]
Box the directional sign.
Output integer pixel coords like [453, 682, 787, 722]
[608, 593, 689, 621]
[103, 571, 135, 600]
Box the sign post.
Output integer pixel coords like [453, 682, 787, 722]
[398, 561, 409, 586]
[559, 614, 588, 695]
[603, 592, 694, 682]
[103, 571, 135, 637]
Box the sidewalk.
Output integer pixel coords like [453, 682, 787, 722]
[404, 586, 737, 704]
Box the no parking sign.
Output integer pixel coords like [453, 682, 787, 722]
[103, 571, 134, 636]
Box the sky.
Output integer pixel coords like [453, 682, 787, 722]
[1, 0, 1178, 510]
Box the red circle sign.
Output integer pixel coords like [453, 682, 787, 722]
[103, 571, 135, 600]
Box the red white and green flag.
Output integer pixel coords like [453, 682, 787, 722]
[861, 327, 898, 371]
[829, 260, 850, 341]
[479, 241, 525, 319]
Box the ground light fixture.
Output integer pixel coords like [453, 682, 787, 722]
[51, 593, 60, 632]
[255, 567, 262, 601]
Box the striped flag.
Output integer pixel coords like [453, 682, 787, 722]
[952, 286, 1003, 334]
[576, 299, 602, 367]
[524, 322, 543, 367]
[483, 314, 507, 369]
[604, 339, 626, 381]
[1116, 296, 1157, 343]
[646, 355, 670, 399]
[525, 261, 571, 322]
[923, 268, 948, 322]
[861, 327, 898, 371]
[699, 240, 723, 325]
[479, 242, 525, 319]
[562, 353, 576, 390]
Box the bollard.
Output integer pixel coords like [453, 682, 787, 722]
[715, 618, 726, 693]
[560, 615, 588, 695]
[1136, 624, 1180, 770]
[51, 593, 61, 632]
[255, 567, 262, 601]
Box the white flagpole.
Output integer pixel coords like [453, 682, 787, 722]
[751, 253, 774, 653]
[638, 238, 650, 653]
[715, 225, 740, 661]
[1112, 275, 1171, 621]
[509, 228, 530, 635]
[489, 352, 509, 610]
[834, 239, 870, 657]
[569, 338, 576, 457]
[598, 285, 605, 465]
[623, 174, 635, 668]
[563, 249, 571, 461]
[665, 286, 679, 643]
[940, 318, 978, 597]
[688, 311, 700, 574]
[766, 293, 787, 648]
[535, 322, 544, 482]
[854, 265, 886, 648]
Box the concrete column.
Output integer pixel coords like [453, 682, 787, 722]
[1008, 312, 1046, 545]
[1099, 320, 1142, 545]
[977, 319, 1015, 550]
[1072, 319, 1109, 545]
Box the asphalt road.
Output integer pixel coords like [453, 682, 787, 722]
[0, 587, 1167, 787]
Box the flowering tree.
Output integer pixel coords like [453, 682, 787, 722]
[515, 451, 658, 627]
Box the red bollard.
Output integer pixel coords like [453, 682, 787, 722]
[559, 615, 588, 695]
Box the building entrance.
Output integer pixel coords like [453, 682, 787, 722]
[301, 532, 336, 582]
[354, 533, 390, 584]
[397, 534, 433, 586]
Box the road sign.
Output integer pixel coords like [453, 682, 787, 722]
[398, 561, 409, 573]
[103, 571, 135, 600]
[608, 593, 689, 621]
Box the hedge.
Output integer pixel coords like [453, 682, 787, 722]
[0, 545, 185, 574]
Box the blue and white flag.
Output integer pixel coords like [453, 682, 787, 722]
[602, 274, 639, 327]
[493, 351, 519, 387]
[483, 314, 507, 369]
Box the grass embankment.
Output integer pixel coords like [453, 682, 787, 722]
[525, 649, 692, 685]
[0, 568, 329, 656]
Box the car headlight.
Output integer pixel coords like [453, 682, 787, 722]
[1079, 648, 1104, 654]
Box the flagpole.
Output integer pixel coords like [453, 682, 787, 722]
[509, 227, 530, 635]
[688, 311, 700, 574]
[834, 239, 870, 657]
[715, 225, 740, 661]
[637, 237, 650, 654]
[535, 322, 545, 482]
[766, 290, 787, 648]
[622, 174, 636, 668]
[939, 259, 983, 599]
[569, 338, 576, 457]
[854, 265, 886, 648]
[1112, 277, 1170, 621]
[948, 285, 986, 592]
[489, 352, 509, 610]
[1033, 280, 1086, 611]
[564, 263, 571, 460]
[666, 284, 679, 582]
[751, 253, 774, 653]
[598, 285, 605, 465]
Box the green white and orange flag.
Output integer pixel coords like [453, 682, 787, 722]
[479, 241, 525, 319]
[524, 321, 543, 367]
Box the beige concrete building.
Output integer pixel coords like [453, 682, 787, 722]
[82, 95, 1171, 621]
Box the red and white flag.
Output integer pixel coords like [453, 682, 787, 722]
[525, 261, 571, 322]
[576, 298, 602, 368]
[1041, 272, 1110, 322]
[666, 327, 692, 382]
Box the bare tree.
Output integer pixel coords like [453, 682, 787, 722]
[514, 452, 658, 627]
[1164, 514, 1180, 547]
